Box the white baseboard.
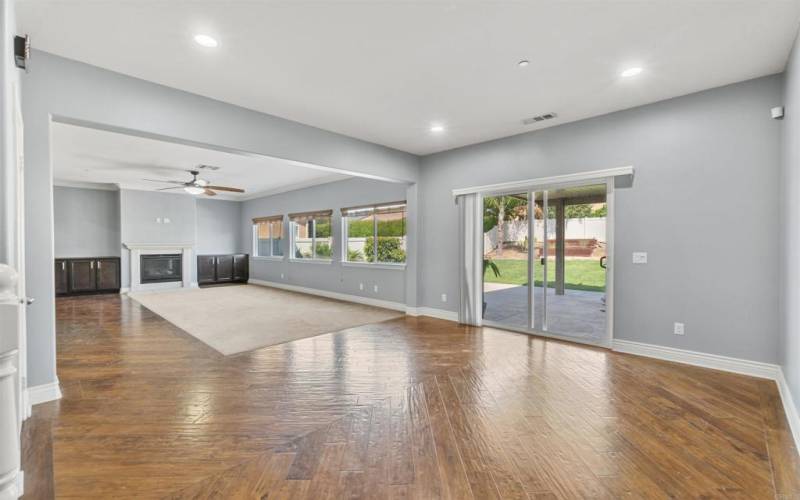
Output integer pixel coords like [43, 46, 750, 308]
[248, 279, 408, 313]
[27, 379, 62, 406]
[612, 339, 780, 380]
[776, 370, 800, 450]
[119, 287, 130, 294]
[406, 306, 459, 322]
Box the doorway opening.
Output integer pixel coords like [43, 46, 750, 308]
[481, 182, 610, 346]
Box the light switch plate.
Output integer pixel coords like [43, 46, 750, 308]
[441, 293, 447, 303]
[674, 322, 685, 335]
[359, 283, 364, 290]
[373, 284, 379, 293]
[632, 252, 648, 264]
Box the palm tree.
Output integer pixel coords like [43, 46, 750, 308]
[484, 195, 527, 257]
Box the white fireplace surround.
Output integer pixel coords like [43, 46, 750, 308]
[124, 243, 196, 292]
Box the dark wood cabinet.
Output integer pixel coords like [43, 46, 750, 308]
[197, 254, 248, 286]
[56, 257, 121, 296]
[96, 258, 121, 291]
[69, 259, 96, 292]
[55, 259, 69, 295]
[233, 254, 249, 281]
[197, 255, 216, 284]
[217, 255, 235, 282]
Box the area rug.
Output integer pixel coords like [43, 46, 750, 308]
[127, 284, 404, 355]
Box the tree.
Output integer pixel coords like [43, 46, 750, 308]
[484, 195, 526, 257]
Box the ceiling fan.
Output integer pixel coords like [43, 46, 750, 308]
[142, 168, 245, 197]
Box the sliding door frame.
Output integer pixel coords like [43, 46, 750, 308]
[480, 176, 616, 349]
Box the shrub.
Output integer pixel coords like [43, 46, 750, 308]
[315, 242, 332, 258]
[347, 248, 364, 261]
[364, 236, 406, 263]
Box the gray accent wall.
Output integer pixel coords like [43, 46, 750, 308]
[242, 177, 408, 304]
[22, 50, 419, 387]
[196, 199, 243, 256]
[780, 34, 800, 419]
[419, 75, 783, 364]
[54, 186, 120, 258]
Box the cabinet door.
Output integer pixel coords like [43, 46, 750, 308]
[69, 259, 96, 292]
[55, 260, 69, 295]
[96, 258, 120, 291]
[215, 255, 234, 282]
[197, 255, 216, 284]
[233, 254, 249, 281]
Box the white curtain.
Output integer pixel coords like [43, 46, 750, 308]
[457, 193, 483, 326]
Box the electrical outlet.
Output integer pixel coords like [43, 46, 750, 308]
[674, 322, 685, 335]
[441, 293, 447, 303]
[359, 282, 364, 291]
[373, 284, 379, 293]
[632, 252, 648, 264]
[164, 217, 171, 224]
[156, 217, 162, 223]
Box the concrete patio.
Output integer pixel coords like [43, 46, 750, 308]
[483, 283, 606, 343]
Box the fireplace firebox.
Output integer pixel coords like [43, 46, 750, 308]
[140, 254, 182, 284]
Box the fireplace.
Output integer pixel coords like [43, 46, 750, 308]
[140, 254, 183, 284]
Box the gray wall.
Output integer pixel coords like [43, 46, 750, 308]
[196, 199, 242, 255]
[119, 189, 197, 287]
[242, 177, 408, 304]
[53, 186, 120, 258]
[420, 75, 783, 364]
[22, 50, 419, 387]
[780, 34, 800, 420]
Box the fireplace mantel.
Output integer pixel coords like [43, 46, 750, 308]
[124, 243, 195, 292]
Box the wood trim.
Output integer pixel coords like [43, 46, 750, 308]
[252, 215, 283, 224]
[288, 209, 333, 220]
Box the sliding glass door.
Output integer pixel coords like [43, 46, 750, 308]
[482, 182, 609, 345]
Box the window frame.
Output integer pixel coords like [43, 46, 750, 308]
[288, 210, 334, 263]
[251, 215, 285, 259]
[341, 201, 407, 268]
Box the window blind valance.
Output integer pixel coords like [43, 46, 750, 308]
[288, 209, 333, 220]
[340, 201, 406, 215]
[252, 215, 283, 224]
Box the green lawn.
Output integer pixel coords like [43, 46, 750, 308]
[484, 258, 606, 292]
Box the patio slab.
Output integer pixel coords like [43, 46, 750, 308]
[483, 284, 606, 343]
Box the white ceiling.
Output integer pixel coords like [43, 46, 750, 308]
[51, 122, 350, 200]
[18, 1, 800, 155]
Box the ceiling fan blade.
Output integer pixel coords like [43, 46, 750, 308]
[205, 185, 245, 193]
[203, 189, 217, 196]
[142, 179, 186, 185]
[157, 186, 184, 191]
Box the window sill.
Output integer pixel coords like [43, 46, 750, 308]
[341, 262, 407, 271]
[252, 256, 285, 262]
[289, 258, 333, 265]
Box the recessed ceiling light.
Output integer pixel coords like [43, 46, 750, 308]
[430, 124, 445, 133]
[621, 67, 643, 78]
[518, 60, 530, 67]
[193, 34, 219, 48]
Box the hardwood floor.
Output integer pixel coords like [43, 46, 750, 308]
[22, 293, 800, 499]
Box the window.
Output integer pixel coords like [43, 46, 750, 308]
[289, 210, 333, 260]
[342, 201, 406, 265]
[252, 216, 284, 258]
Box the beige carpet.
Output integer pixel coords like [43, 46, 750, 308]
[128, 284, 404, 355]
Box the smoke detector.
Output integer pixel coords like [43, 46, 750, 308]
[522, 113, 558, 125]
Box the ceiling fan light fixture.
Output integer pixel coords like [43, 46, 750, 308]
[184, 186, 205, 195]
